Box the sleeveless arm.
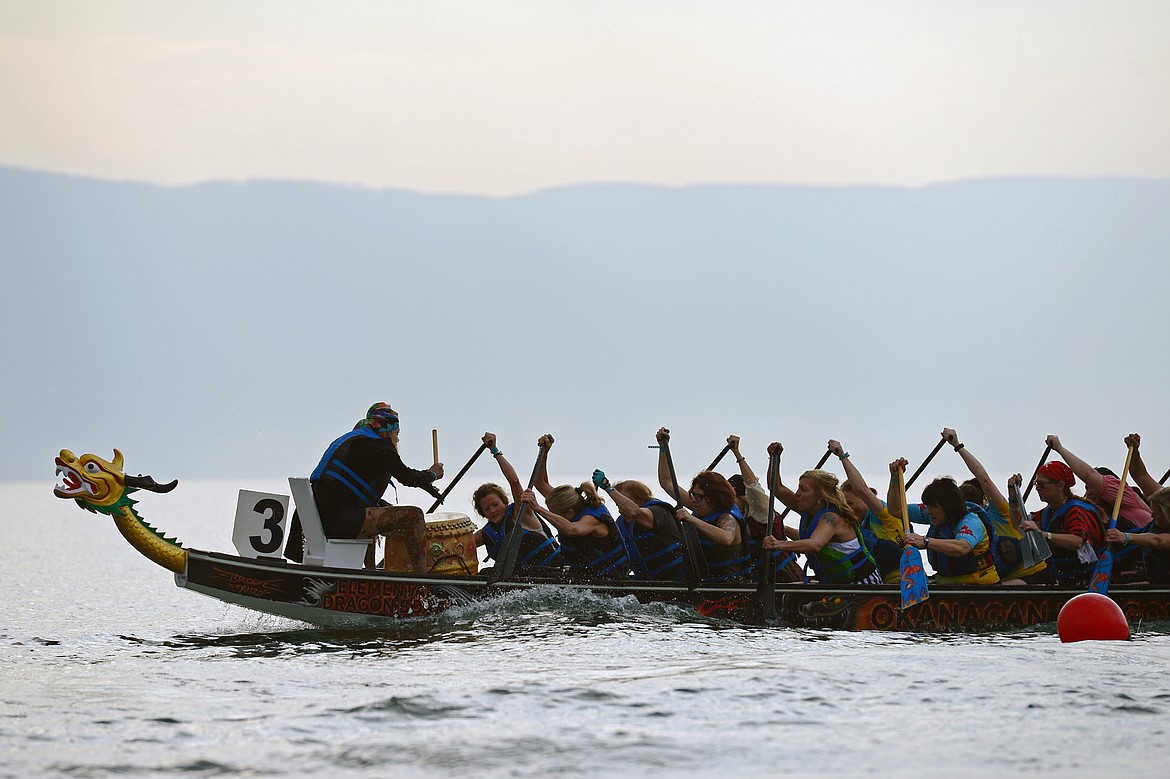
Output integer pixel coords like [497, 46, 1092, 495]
[1046, 435, 1106, 497]
[678, 510, 740, 547]
[945, 429, 1007, 507]
[837, 447, 887, 517]
[1123, 434, 1161, 497]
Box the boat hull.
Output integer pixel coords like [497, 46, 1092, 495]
[178, 549, 1170, 631]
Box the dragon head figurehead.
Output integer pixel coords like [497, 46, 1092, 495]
[55, 449, 127, 511]
[54, 449, 178, 515]
[54, 449, 186, 573]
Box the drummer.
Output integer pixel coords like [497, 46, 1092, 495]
[290, 402, 444, 571]
[472, 432, 561, 571]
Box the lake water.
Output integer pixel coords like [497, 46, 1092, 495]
[4, 479, 1170, 778]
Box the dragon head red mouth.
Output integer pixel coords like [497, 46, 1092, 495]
[52, 449, 125, 507]
[53, 458, 88, 498]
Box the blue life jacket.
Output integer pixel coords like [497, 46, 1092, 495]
[1038, 499, 1103, 583]
[311, 428, 391, 506]
[799, 507, 878, 584]
[926, 506, 998, 579]
[481, 504, 561, 568]
[695, 504, 754, 581]
[618, 499, 684, 581]
[559, 504, 631, 578]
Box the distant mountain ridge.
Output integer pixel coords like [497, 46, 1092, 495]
[4, 166, 1168, 483]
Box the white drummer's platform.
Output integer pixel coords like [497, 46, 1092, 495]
[288, 477, 373, 568]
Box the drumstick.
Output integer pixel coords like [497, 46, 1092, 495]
[432, 429, 439, 463]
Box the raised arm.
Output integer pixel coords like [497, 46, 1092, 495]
[1124, 433, 1162, 496]
[765, 442, 800, 511]
[943, 428, 1006, 506]
[533, 433, 555, 497]
[728, 435, 759, 485]
[730, 435, 771, 525]
[886, 458, 909, 520]
[830, 439, 885, 516]
[656, 427, 694, 510]
[484, 432, 523, 502]
[1045, 435, 1106, 496]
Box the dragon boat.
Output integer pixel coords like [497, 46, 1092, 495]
[54, 448, 1170, 632]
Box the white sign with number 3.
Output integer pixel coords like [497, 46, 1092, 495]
[232, 490, 291, 559]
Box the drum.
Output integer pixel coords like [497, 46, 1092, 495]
[423, 512, 479, 576]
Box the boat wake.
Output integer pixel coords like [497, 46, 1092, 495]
[154, 584, 725, 655]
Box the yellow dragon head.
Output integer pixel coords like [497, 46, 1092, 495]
[54, 449, 186, 571]
[55, 449, 177, 515]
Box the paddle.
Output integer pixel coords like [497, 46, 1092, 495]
[777, 449, 833, 521]
[755, 450, 781, 621]
[657, 435, 708, 588]
[432, 429, 439, 464]
[905, 437, 947, 490]
[1012, 478, 1052, 570]
[1088, 445, 1136, 595]
[1022, 445, 1053, 503]
[898, 462, 929, 609]
[706, 443, 734, 472]
[487, 443, 548, 585]
[427, 442, 489, 513]
[894, 436, 948, 547]
[1159, 466, 1170, 486]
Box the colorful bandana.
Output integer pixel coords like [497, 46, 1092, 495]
[356, 402, 400, 434]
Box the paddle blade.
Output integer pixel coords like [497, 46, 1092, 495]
[488, 500, 532, 585]
[680, 524, 709, 586]
[899, 546, 929, 609]
[1021, 530, 1052, 569]
[755, 556, 777, 622]
[1088, 549, 1114, 594]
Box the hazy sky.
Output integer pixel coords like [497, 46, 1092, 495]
[2, 1, 1169, 195]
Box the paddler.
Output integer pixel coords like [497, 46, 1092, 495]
[591, 470, 684, 582]
[898, 472, 1001, 585]
[726, 435, 802, 583]
[830, 439, 904, 584]
[472, 432, 561, 572]
[1106, 486, 1170, 583]
[1045, 435, 1152, 531]
[761, 442, 882, 585]
[287, 402, 444, 571]
[941, 428, 1037, 583]
[521, 434, 631, 579]
[656, 428, 754, 582]
[1043, 434, 1148, 581]
[1012, 461, 1104, 585]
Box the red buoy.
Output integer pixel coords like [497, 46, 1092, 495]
[1057, 592, 1130, 642]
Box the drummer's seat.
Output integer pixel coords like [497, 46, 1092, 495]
[288, 477, 373, 569]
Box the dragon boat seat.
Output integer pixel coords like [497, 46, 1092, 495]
[288, 477, 373, 569]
